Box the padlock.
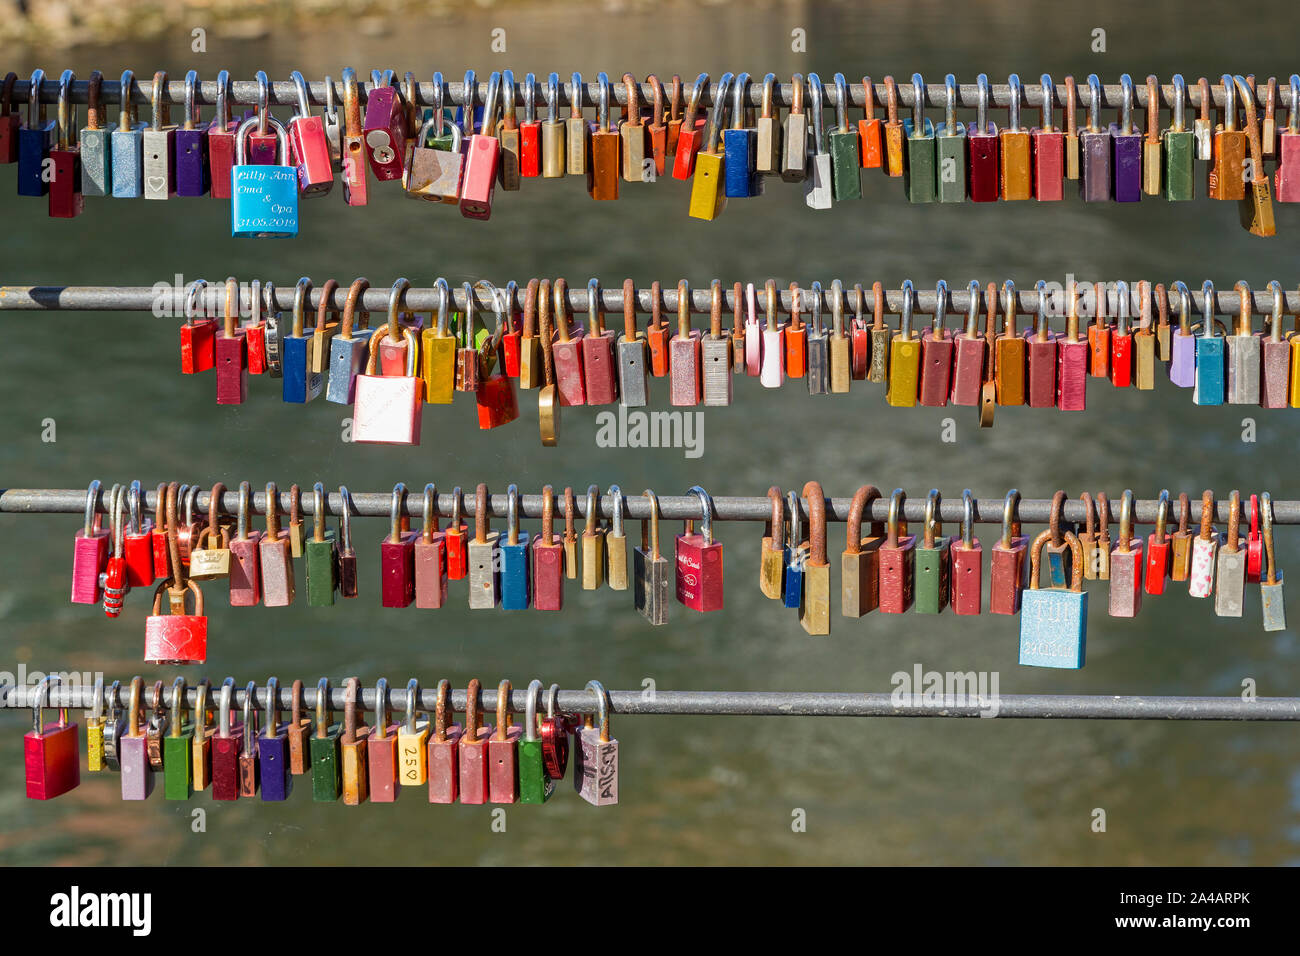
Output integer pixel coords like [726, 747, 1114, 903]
[978, 281, 1000, 426]
[540, 685, 574, 784]
[1214, 491, 1247, 617]
[498, 278, 523, 381]
[488, 680, 521, 804]
[676, 486, 724, 612]
[914, 490, 950, 616]
[278, 277, 320, 403]
[1093, 492, 1113, 581]
[49, 70, 84, 217]
[145, 680, 168, 773]
[103, 680, 125, 774]
[1260, 492, 1287, 631]
[606, 487, 629, 592]
[759, 487, 786, 600]
[900, 72, 936, 203]
[995, 280, 1027, 405]
[229, 481, 263, 606]
[404, 96, 463, 202]
[722, 71, 760, 198]
[283, 70, 332, 196]
[999, 73, 1031, 200]
[120, 678, 155, 800]
[580, 484, 607, 591]
[204, 70, 238, 199]
[1209, 75, 1246, 201]
[634, 491, 671, 625]
[491, 68, 522, 190]
[1263, 76, 1278, 157]
[951, 281, 987, 405]
[71, 480, 111, 604]
[609, 71, 645, 185]
[186, 678, 213, 791]
[780, 73, 807, 182]
[172, 70, 208, 196]
[1031, 74, 1064, 201]
[230, 115, 298, 237]
[1226, 280, 1262, 405]
[1109, 74, 1142, 202]
[533, 486, 565, 611]
[241, 278, 270, 376]
[1145, 490, 1172, 596]
[967, 73, 1000, 201]
[1019, 530, 1088, 669]
[18, 69, 54, 196]
[109, 68, 145, 198]
[1189, 491, 1221, 599]
[458, 679, 493, 804]
[759, 279, 786, 388]
[380, 483, 416, 609]
[339, 677, 369, 806]
[139, 70, 176, 199]
[1161, 73, 1195, 200]
[468, 484, 500, 608]
[310, 678, 341, 802]
[445, 487, 470, 583]
[86, 678, 107, 773]
[338, 68, 368, 205]
[879, 489, 916, 614]
[826, 73, 860, 200]
[1140, 74, 1162, 196]
[143, 566, 207, 662]
[1260, 281, 1289, 408]
[257, 482, 295, 607]
[550, 277, 587, 406]
[784, 281, 808, 380]
[1275, 74, 1300, 201]
[0, 71, 19, 163]
[688, 71, 732, 218]
[415, 277, 455, 403]
[179, 277, 218, 377]
[646, 279, 672, 379]
[517, 277, 544, 390]
[286, 679, 311, 777]
[212, 278, 249, 404]
[519, 681, 554, 804]
[98, 483, 131, 615]
[76, 70, 112, 197]
[783, 490, 807, 611]
[935, 73, 967, 203]
[919, 280, 954, 406]
[1234, 74, 1276, 239]
[541, 71, 566, 178]
[859, 75, 883, 169]
[367, 678, 398, 804]
[1039, 492, 1075, 589]
[1167, 280, 1197, 389]
[122, 481, 157, 588]
[1057, 279, 1088, 410]
[460, 70, 500, 218]
[950, 490, 983, 616]
[353, 325, 423, 444]
[1169, 492, 1194, 582]
[242, 72, 282, 165]
[1194, 281, 1226, 406]
[256, 677, 290, 802]
[234, 681, 260, 798]
[669, 279, 703, 405]
[616, 279, 650, 406]
[841, 485, 884, 617]
[398, 679, 430, 788]
[1133, 281, 1158, 391]
[580, 278, 619, 405]
[1079, 74, 1110, 202]
[500, 484, 531, 609]
[1110, 280, 1135, 388]
[756, 72, 783, 175]
[360, 67, 406, 182]
[566, 71, 591, 176]
[413, 483, 448, 609]
[990, 491, 1029, 614]
[828, 280, 852, 393]
[519, 72, 541, 178]
[643, 73, 671, 177]
[428, 680, 464, 804]
[798, 482, 831, 635]
[882, 75, 905, 177]
[562, 488, 580, 582]
[804, 282, 829, 396]
[576, 682, 619, 806]
[1108, 489, 1145, 617]
[886, 280, 921, 407]
[25, 676, 79, 800]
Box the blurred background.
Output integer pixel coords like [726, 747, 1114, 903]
[1, 0, 1298, 865]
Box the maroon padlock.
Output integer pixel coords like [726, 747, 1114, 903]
[215, 277, 248, 405]
[368, 678, 400, 804]
[0, 72, 19, 163]
[581, 278, 619, 405]
[25, 676, 80, 801]
[363, 69, 407, 181]
[488, 680, 522, 804]
[669, 279, 702, 406]
[1030, 74, 1065, 201]
[550, 277, 587, 405]
[1057, 280, 1088, 411]
[878, 489, 916, 614]
[675, 486, 723, 612]
[989, 490, 1029, 615]
[380, 483, 416, 608]
[532, 485, 565, 611]
[919, 280, 954, 407]
[71, 480, 111, 605]
[427, 679, 463, 804]
[1024, 279, 1058, 408]
[457, 679, 493, 805]
[211, 677, 242, 801]
[949, 490, 983, 615]
[207, 71, 238, 199]
[414, 483, 448, 609]
[48, 69, 84, 219]
[967, 73, 1000, 202]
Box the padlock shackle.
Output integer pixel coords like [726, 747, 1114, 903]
[108, 484, 126, 558]
[1153, 489, 1170, 539]
[802, 481, 828, 568]
[807, 281, 823, 336]
[56, 69, 76, 148]
[31, 674, 54, 735]
[464, 678, 483, 738]
[583, 484, 602, 537]
[944, 73, 960, 133]
[341, 677, 361, 745]
[389, 482, 406, 544]
[899, 279, 915, 340]
[922, 488, 941, 550]
[569, 71, 586, 120]
[845, 485, 882, 552]
[1117, 73, 1133, 135]
[495, 679, 513, 741]
[975, 73, 991, 135]
[643, 490, 661, 559]
[539, 484, 555, 543]
[1028, 528, 1084, 591]
[828, 280, 846, 337]
[217, 676, 234, 739]
[406, 678, 421, 735]
[242, 680, 259, 754]
[703, 72, 733, 155]
[83, 479, 101, 537]
[524, 679, 542, 743]
[805, 72, 823, 153]
[1262, 491, 1278, 584]
[290, 276, 311, 338]
[117, 68, 135, 132]
[933, 279, 949, 339]
[1114, 280, 1130, 336]
[522, 71, 537, 125]
[506, 483, 521, 546]
[1201, 280, 1218, 339]
[265, 480, 281, 539]
[1005, 73, 1021, 132]
[434, 679, 453, 742]
[314, 677, 332, 738]
[386, 276, 410, 342]
[1197, 490, 1216, 541]
[766, 486, 784, 543]
[1224, 489, 1242, 553]
[1220, 75, 1237, 132]
[963, 280, 982, 338]
[544, 72, 560, 124]
[474, 483, 491, 544]
[688, 486, 714, 544]
[1117, 489, 1136, 551]
[1085, 74, 1102, 132]
[1038, 74, 1055, 132]
[608, 486, 625, 539]
[1233, 280, 1253, 336]
[373, 677, 388, 740]
[960, 489, 977, 550]
[501, 69, 517, 129]
[420, 483, 439, 542]
[235, 114, 289, 165]
[833, 72, 849, 133]
[585, 680, 611, 743]
[764, 279, 779, 332]
[886, 488, 905, 548]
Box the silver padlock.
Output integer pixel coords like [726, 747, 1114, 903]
[617, 282, 650, 407]
[806, 280, 830, 394]
[141, 70, 176, 200]
[781, 73, 807, 182]
[804, 73, 833, 209]
[701, 280, 733, 407]
[1260, 492, 1287, 632]
[322, 74, 343, 169]
[634, 491, 670, 625]
[262, 280, 283, 379]
[467, 484, 500, 609]
[1226, 280, 1261, 405]
[1214, 491, 1246, 617]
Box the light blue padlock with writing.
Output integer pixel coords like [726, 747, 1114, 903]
[231, 115, 299, 238]
[1018, 528, 1087, 669]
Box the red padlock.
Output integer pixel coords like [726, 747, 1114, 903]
[1246, 493, 1264, 583]
[1057, 280, 1089, 411]
[672, 72, 709, 179]
[367, 678, 400, 804]
[380, 483, 416, 608]
[1146, 490, 1173, 596]
[581, 278, 619, 405]
[48, 69, 84, 219]
[427, 680, 463, 804]
[967, 73, 1000, 202]
[949, 491, 983, 615]
[918, 281, 954, 407]
[532, 485, 565, 611]
[71, 481, 111, 605]
[500, 280, 523, 379]
[1024, 279, 1059, 408]
[207, 72, 238, 200]
[519, 72, 542, 177]
[457, 679, 493, 805]
[783, 282, 808, 379]
[122, 482, 157, 588]
[675, 486, 724, 612]
[25, 676, 80, 800]
[215, 277, 248, 405]
[362, 69, 406, 181]
[476, 285, 521, 428]
[550, 278, 587, 405]
[287, 70, 334, 196]
[647, 280, 671, 377]
[989, 491, 1029, 614]
[460, 70, 500, 220]
[144, 484, 208, 664]
[951, 281, 987, 406]
[0, 72, 19, 163]
[878, 489, 916, 614]
[1110, 280, 1134, 388]
[180, 279, 218, 375]
[353, 326, 424, 445]
[1088, 281, 1111, 379]
[445, 489, 470, 581]
[414, 483, 448, 610]
[1030, 74, 1065, 201]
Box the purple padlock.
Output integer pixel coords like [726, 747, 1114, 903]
[257, 678, 292, 802]
[174, 71, 210, 197]
[1168, 281, 1197, 388]
[71, 481, 112, 604]
[1109, 74, 1143, 203]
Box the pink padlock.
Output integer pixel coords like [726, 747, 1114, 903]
[744, 282, 762, 376]
[457, 679, 493, 805]
[487, 680, 522, 804]
[71, 481, 112, 604]
[362, 70, 407, 182]
[1275, 75, 1300, 202]
[581, 278, 619, 405]
[367, 678, 400, 804]
[427, 680, 463, 804]
[759, 279, 786, 389]
[459, 70, 499, 220]
[229, 481, 263, 607]
[550, 278, 587, 406]
[414, 483, 448, 609]
[669, 279, 702, 406]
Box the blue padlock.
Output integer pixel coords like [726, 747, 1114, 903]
[1018, 530, 1088, 669]
[110, 69, 145, 199]
[282, 277, 321, 403]
[500, 484, 531, 610]
[782, 491, 805, 609]
[231, 115, 299, 238]
[723, 72, 759, 198]
[17, 69, 55, 196]
[325, 281, 375, 406]
[1193, 280, 1226, 406]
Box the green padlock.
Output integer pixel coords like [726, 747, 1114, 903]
[305, 482, 338, 607]
[935, 73, 967, 203]
[310, 677, 341, 802]
[828, 73, 861, 200]
[162, 677, 193, 801]
[914, 490, 950, 614]
[518, 680, 554, 805]
[902, 72, 936, 203]
[1163, 73, 1195, 201]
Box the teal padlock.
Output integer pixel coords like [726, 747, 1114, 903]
[230, 115, 298, 238]
[1019, 530, 1088, 668]
[1163, 73, 1195, 201]
[902, 72, 935, 203]
[1193, 280, 1226, 406]
[935, 73, 967, 203]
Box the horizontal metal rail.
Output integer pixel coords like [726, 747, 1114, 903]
[0, 282, 1278, 320]
[4, 75, 1294, 112]
[0, 488, 1289, 528]
[3, 683, 1298, 720]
